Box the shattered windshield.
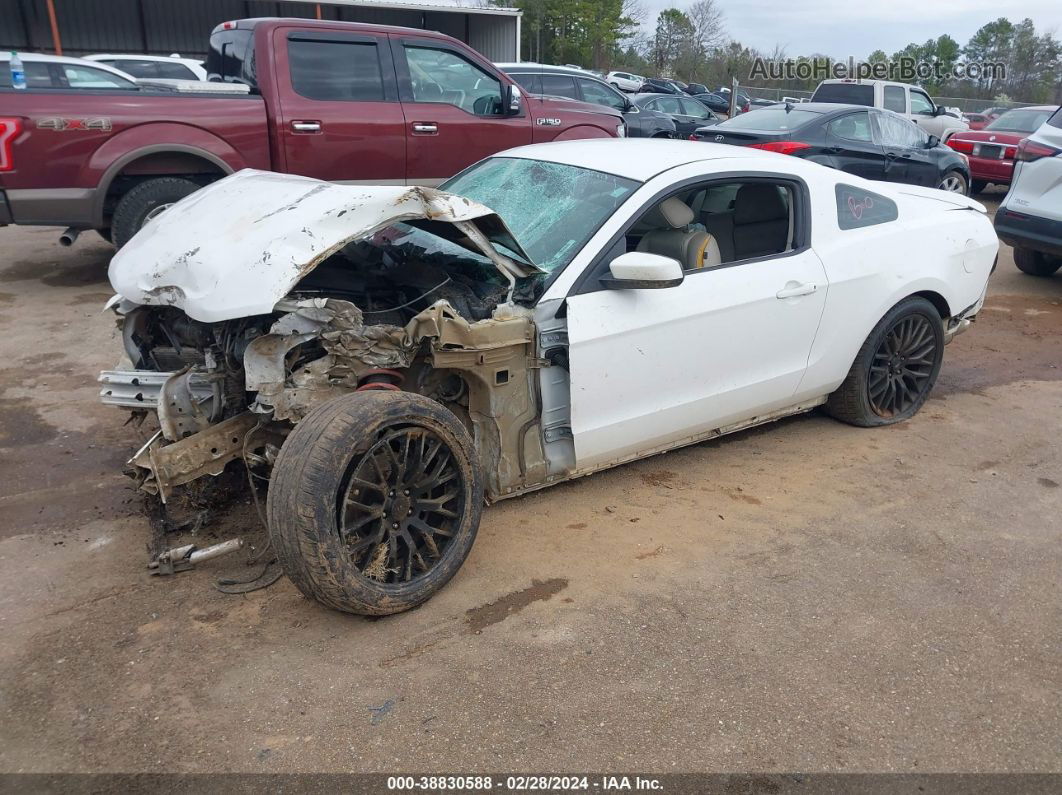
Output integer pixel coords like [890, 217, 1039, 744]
[442, 157, 640, 273]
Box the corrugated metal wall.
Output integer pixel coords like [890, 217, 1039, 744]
[0, 0, 518, 60]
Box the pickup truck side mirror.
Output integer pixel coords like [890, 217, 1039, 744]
[600, 252, 684, 289]
[503, 83, 522, 116]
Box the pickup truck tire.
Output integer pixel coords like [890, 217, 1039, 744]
[1014, 247, 1062, 277]
[267, 391, 483, 615]
[111, 177, 200, 249]
[826, 296, 944, 427]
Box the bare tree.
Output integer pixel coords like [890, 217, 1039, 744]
[688, 0, 726, 54]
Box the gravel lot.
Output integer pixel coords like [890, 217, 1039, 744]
[1, 190, 1060, 773]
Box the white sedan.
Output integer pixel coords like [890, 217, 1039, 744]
[102, 140, 998, 615]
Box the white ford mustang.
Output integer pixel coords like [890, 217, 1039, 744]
[102, 140, 997, 614]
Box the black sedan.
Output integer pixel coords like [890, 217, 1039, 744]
[497, 63, 678, 139]
[640, 77, 685, 95]
[689, 92, 731, 115]
[694, 103, 972, 193]
[630, 92, 720, 138]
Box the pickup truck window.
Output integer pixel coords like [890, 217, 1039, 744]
[910, 90, 934, 115]
[207, 27, 256, 87]
[812, 83, 874, 107]
[0, 62, 53, 89]
[289, 39, 385, 101]
[883, 85, 905, 113]
[404, 46, 503, 116]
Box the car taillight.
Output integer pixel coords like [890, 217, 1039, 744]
[947, 139, 974, 154]
[743, 102, 750, 113]
[0, 118, 22, 172]
[748, 141, 811, 155]
[1016, 138, 1060, 163]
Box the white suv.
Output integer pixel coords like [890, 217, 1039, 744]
[606, 71, 644, 92]
[995, 107, 1062, 277]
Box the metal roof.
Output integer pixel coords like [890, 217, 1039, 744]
[284, 0, 521, 16]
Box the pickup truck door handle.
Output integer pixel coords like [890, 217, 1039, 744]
[411, 122, 438, 135]
[291, 120, 321, 133]
[776, 281, 818, 299]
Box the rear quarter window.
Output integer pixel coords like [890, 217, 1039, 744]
[1046, 107, 1062, 129]
[812, 83, 875, 107]
[835, 184, 898, 230]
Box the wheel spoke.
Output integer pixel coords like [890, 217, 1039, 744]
[338, 424, 464, 586]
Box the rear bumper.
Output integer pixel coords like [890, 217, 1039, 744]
[4, 187, 97, 228]
[995, 207, 1062, 258]
[0, 191, 11, 225]
[968, 157, 1013, 183]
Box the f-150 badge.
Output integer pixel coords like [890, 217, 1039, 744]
[536, 118, 562, 126]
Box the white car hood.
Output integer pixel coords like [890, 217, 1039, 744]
[109, 169, 536, 323]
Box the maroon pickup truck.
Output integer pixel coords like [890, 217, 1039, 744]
[0, 18, 623, 247]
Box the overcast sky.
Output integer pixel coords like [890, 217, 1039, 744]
[638, 0, 1062, 59]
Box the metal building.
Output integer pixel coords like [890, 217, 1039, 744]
[0, 0, 521, 62]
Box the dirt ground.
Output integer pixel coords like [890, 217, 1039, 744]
[1, 190, 1060, 774]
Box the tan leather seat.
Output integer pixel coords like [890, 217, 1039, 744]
[636, 197, 721, 269]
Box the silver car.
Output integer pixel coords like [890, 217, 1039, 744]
[995, 107, 1062, 277]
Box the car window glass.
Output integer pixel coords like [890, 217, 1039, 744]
[883, 85, 905, 113]
[119, 60, 161, 78]
[828, 111, 873, 142]
[811, 82, 874, 106]
[289, 39, 384, 101]
[156, 61, 197, 80]
[656, 96, 684, 114]
[577, 78, 624, 110]
[405, 46, 502, 114]
[987, 109, 1054, 133]
[910, 90, 934, 115]
[836, 184, 898, 230]
[874, 112, 919, 148]
[62, 65, 137, 88]
[539, 74, 578, 100]
[0, 61, 54, 88]
[441, 157, 639, 273]
[679, 97, 710, 119]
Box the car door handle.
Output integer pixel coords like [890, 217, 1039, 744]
[411, 122, 438, 135]
[291, 120, 321, 133]
[776, 282, 818, 299]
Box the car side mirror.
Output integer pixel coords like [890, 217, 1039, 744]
[600, 252, 684, 289]
[504, 83, 521, 115]
[925, 134, 940, 148]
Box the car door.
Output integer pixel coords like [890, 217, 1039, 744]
[393, 38, 531, 185]
[654, 95, 692, 135]
[563, 180, 829, 469]
[678, 97, 717, 131]
[272, 28, 407, 183]
[908, 88, 940, 136]
[825, 110, 885, 179]
[873, 110, 935, 185]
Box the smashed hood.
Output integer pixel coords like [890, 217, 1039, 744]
[109, 169, 538, 323]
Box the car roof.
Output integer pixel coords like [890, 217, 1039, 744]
[496, 62, 605, 80]
[818, 79, 915, 88]
[0, 52, 136, 78]
[993, 105, 1058, 112]
[496, 139, 802, 181]
[86, 53, 200, 64]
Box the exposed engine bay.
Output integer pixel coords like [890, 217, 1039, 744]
[100, 172, 562, 504]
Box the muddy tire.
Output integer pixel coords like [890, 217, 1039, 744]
[1014, 247, 1061, 277]
[111, 177, 200, 249]
[826, 296, 944, 427]
[267, 391, 483, 616]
